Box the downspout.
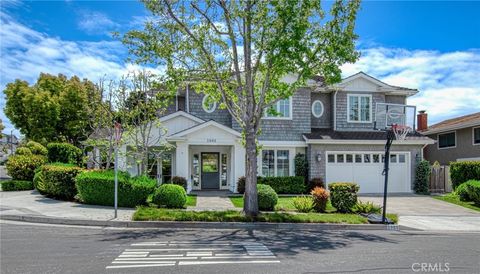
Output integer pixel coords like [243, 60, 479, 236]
[186, 84, 190, 113]
[333, 90, 338, 131]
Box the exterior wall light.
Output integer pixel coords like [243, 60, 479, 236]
[316, 153, 322, 162]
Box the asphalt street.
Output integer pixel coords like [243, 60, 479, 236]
[1, 221, 479, 274]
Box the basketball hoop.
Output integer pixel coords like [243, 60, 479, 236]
[391, 124, 411, 141]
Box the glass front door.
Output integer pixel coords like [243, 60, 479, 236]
[201, 153, 220, 189]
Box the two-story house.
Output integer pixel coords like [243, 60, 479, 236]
[118, 72, 434, 194]
[419, 111, 480, 165]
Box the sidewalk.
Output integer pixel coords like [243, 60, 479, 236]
[0, 190, 134, 221]
[188, 190, 239, 211]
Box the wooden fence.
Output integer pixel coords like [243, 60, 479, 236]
[429, 165, 452, 193]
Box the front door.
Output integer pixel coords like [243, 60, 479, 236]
[201, 153, 220, 189]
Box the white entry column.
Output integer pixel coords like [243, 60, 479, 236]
[232, 142, 246, 193]
[175, 142, 191, 192]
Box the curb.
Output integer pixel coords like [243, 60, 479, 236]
[0, 214, 399, 231]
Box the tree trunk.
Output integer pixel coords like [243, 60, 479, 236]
[243, 126, 258, 217]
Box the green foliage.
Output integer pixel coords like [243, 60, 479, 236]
[1, 180, 34, 191]
[311, 187, 329, 213]
[353, 201, 381, 214]
[456, 180, 480, 203]
[414, 160, 431, 194]
[33, 169, 47, 194]
[237, 176, 246, 194]
[3, 74, 100, 145]
[258, 176, 305, 194]
[292, 196, 314, 213]
[47, 142, 83, 165]
[465, 181, 480, 206]
[328, 182, 360, 213]
[257, 184, 278, 211]
[450, 161, 480, 190]
[152, 184, 187, 208]
[39, 163, 82, 200]
[6, 154, 47, 181]
[25, 141, 48, 156]
[294, 153, 308, 177]
[75, 170, 155, 207]
[308, 177, 325, 192]
[169, 176, 187, 189]
[15, 147, 32, 156]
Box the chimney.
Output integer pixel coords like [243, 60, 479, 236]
[417, 110, 428, 131]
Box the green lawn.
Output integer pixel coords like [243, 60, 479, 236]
[133, 207, 368, 224]
[433, 193, 480, 212]
[229, 196, 336, 212]
[186, 194, 197, 207]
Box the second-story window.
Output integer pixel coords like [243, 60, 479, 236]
[347, 94, 372, 123]
[438, 132, 456, 149]
[264, 98, 292, 119]
[202, 95, 217, 113]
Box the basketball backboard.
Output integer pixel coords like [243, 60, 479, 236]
[374, 103, 416, 131]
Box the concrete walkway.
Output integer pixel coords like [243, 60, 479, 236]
[359, 194, 480, 231]
[0, 190, 134, 221]
[188, 190, 239, 211]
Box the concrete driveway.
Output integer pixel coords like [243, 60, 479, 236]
[359, 194, 480, 231]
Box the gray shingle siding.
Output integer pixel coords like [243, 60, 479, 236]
[335, 92, 384, 131]
[188, 91, 232, 127]
[311, 92, 331, 128]
[385, 95, 406, 105]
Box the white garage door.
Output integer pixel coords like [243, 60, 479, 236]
[325, 152, 411, 193]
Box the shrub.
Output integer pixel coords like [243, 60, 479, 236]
[170, 176, 187, 189]
[33, 169, 47, 194]
[39, 163, 82, 200]
[75, 170, 155, 207]
[25, 141, 48, 156]
[1, 180, 34, 191]
[258, 176, 305, 194]
[455, 183, 470, 202]
[328, 182, 359, 213]
[6, 155, 47, 181]
[308, 177, 325, 192]
[311, 187, 329, 212]
[47, 143, 83, 165]
[152, 184, 187, 208]
[292, 196, 314, 213]
[294, 153, 308, 177]
[353, 201, 381, 214]
[450, 161, 480, 190]
[465, 180, 480, 206]
[257, 184, 278, 211]
[414, 160, 431, 194]
[15, 147, 32, 156]
[237, 176, 246, 194]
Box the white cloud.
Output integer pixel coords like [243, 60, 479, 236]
[0, 11, 164, 135]
[341, 47, 480, 125]
[77, 10, 119, 35]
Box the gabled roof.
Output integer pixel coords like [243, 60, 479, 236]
[421, 112, 480, 135]
[159, 110, 205, 124]
[167, 120, 242, 140]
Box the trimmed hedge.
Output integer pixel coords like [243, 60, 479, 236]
[237, 176, 246, 194]
[456, 180, 480, 203]
[15, 147, 32, 156]
[328, 182, 360, 213]
[26, 141, 48, 156]
[39, 163, 82, 200]
[170, 176, 187, 189]
[450, 161, 480, 190]
[152, 184, 187, 208]
[257, 184, 278, 211]
[465, 181, 480, 206]
[414, 160, 431, 194]
[6, 155, 47, 181]
[308, 177, 325, 192]
[258, 176, 305, 194]
[47, 143, 83, 165]
[33, 169, 47, 195]
[1, 180, 34, 191]
[75, 171, 155, 207]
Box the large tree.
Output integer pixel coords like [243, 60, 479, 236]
[123, 0, 360, 216]
[3, 73, 100, 145]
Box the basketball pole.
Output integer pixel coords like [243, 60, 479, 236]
[382, 130, 394, 224]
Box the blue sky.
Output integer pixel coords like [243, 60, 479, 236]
[1, 0, 479, 135]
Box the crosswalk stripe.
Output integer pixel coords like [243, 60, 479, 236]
[115, 257, 197, 261]
[106, 263, 175, 269]
[179, 260, 281, 265]
[112, 261, 176, 264]
[125, 248, 244, 251]
[201, 256, 277, 259]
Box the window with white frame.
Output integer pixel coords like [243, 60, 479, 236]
[264, 98, 291, 119]
[261, 149, 290, 176]
[438, 132, 456, 149]
[347, 94, 371, 122]
[311, 100, 324, 118]
[202, 95, 217, 113]
[473, 127, 480, 145]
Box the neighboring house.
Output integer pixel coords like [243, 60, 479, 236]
[118, 72, 434, 194]
[0, 133, 19, 163]
[419, 112, 480, 165]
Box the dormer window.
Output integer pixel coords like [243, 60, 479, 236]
[347, 94, 372, 123]
[264, 98, 292, 119]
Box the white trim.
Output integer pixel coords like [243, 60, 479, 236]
[262, 97, 293, 120]
[347, 94, 372, 123]
[168, 120, 242, 139]
[202, 95, 217, 113]
[159, 111, 204, 124]
[333, 90, 337, 130]
[303, 136, 435, 145]
[186, 85, 190, 113]
[258, 147, 295, 177]
[311, 100, 324, 118]
[473, 126, 480, 146]
[334, 72, 419, 96]
[258, 141, 307, 147]
[437, 131, 456, 150]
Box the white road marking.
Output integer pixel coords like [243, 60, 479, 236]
[106, 264, 175, 269]
[125, 248, 244, 251]
[186, 251, 212, 256]
[115, 257, 197, 260]
[179, 260, 281, 265]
